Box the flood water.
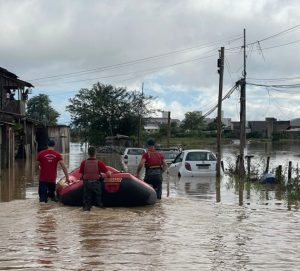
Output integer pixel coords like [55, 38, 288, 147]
[0, 142, 300, 270]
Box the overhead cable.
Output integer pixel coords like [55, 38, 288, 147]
[202, 84, 239, 118]
[30, 35, 242, 82]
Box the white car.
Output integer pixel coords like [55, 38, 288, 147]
[156, 148, 180, 165]
[168, 149, 217, 177]
[122, 147, 146, 165]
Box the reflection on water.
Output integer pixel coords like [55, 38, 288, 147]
[1, 142, 300, 270]
[173, 176, 216, 200]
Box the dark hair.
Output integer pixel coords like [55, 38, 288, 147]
[48, 139, 56, 147]
[146, 139, 155, 146]
[88, 146, 96, 156]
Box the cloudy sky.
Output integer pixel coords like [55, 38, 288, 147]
[1, 0, 300, 124]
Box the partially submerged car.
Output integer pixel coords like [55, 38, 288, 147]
[156, 147, 180, 165]
[122, 147, 146, 165]
[168, 149, 217, 177]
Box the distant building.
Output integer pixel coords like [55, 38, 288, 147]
[230, 118, 291, 139]
[105, 134, 131, 147]
[143, 111, 181, 133]
[290, 118, 300, 128]
[144, 124, 159, 133]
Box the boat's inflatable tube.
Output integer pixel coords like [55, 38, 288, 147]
[56, 166, 157, 207]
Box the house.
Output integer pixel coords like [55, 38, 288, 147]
[143, 111, 181, 133]
[230, 118, 291, 139]
[105, 134, 132, 147]
[0, 67, 34, 169]
[0, 67, 70, 171]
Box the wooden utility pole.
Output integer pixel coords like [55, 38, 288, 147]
[167, 111, 171, 147]
[216, 47, 224, 177]
[239, 28, 246, 176]
[137, 82, 144, 147]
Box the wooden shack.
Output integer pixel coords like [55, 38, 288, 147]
[0, 67, 37, 169]
[48, 125, 70, 153]
[0, 67, 70, 172]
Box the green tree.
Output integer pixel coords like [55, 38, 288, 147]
[66, 83, 154, 145]
[158, 122, 181, 137]
[180, 111, 206, 135]
[26, 94, 60, 125]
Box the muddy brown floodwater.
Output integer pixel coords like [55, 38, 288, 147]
[0, 142, 300, 270]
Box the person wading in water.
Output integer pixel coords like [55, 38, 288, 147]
[37, 139, 69, 203]
[136, 139, 168, 199]
[79, 146, 112, 211]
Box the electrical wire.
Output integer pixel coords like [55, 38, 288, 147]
[34, 52, 218, 87]
[226, 24, 300, 52]
[29, 35, 242, 82]
[202, 84, 239, 118]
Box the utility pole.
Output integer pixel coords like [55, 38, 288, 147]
[239, 28, 246, 176]
[137, 82, 144, 147]
[216, 47, 224, 177]
[167, 111, 171, 148]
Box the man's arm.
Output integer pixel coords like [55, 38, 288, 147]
[136, 159, 146, 178]
[58, 160, 70, 182]
[105, 170, 112, 178]
[161, 159, 168, 173]
[36, 160, 40, 172]
[98, 161, 112, 178]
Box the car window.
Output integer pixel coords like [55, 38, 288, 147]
[208, 153, 217, 161]
[174, 152, 184, 163]
[127, 149, 145, 155]
[159, 151, 177, 159]
[186, 152, 208, 161]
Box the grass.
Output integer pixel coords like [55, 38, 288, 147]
[156, 137, 220, 149]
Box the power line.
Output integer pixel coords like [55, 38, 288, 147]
[34, 52, 218, 87]
[30, 35, 242, 83]
[226, 24, 300, 51]
[247, 82, 300, 88]
[202, 84, 239, 118]
[247, 75, 300, 82]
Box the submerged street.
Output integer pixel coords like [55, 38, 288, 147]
[0, 143, 300, 270]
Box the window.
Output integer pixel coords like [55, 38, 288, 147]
[186, 152, 208, 161]
[127, 149, 145, 155]
[208, 153, 217, 161]
[174, 152, 184, 163]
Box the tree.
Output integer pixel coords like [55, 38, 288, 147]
[180, 111, 206, 135]
[158, 122, 181, 137]
[26, 94, 60, 125]
[66, 83, 154, 145]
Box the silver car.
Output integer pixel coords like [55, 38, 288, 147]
[168, 149, 217, 177]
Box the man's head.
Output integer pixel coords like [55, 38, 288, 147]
[146, 139, 155, 148]
[88, 146, 96, 157]
[48, 139, 56, 148]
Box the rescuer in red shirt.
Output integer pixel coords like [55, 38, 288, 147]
[136, 139, 168, 199]
[37, 139, 69, 203]
[79, 146, 112, 211]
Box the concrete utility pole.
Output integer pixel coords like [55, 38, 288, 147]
[137, 82, 144, 147]
[216, 47, 224, 177]
[167, 111, 171, 148]
[239, 28, 247, 176]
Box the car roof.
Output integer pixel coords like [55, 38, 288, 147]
[183, 149, 214, 152]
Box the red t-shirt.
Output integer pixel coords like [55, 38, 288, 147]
[79, 158, 109, 175]
[37, 149, 63, 182]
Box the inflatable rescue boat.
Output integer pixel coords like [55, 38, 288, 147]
[56, 166, 157, 207]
